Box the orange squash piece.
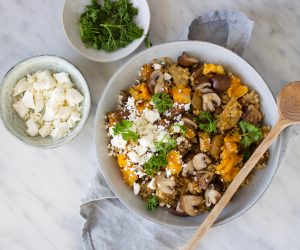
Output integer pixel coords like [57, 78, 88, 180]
[185, 127, 196, 139]
[202, 63, 225, 76]
[215, 135, 242, 182]
[172, 85, 191, 104]
[129, 83, 151, 101]
[166, 150, 182, 175]
[121, 168, 137, 187]
[136, 101, 151, 114]
[227, 73, 248, 98]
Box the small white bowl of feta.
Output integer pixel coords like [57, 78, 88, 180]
[0, 55, 91, 148]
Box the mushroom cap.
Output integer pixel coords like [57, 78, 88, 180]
[147, 70, 164, 93]
[205, 185, 221, 207]
[181, 160, 194, 177]
[182, 114, 198, 129]
[156, 174, 176, 194]
[195, 82, 213, 93]
[202, 93, 221, 112]
[180, 195, 203, 216]
[178, 52, 199, 67]
[242, 104, 262, 124]
[168, 201, 189, 217]
[211, 75, 231, 92]
[192, 153, 210, 170]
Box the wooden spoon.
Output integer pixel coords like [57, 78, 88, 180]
[185, 82, 300, 250]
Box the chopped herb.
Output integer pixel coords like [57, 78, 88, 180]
[79, 0, 144, 52]
[143, 135, 176, 175]
[113, 120, 138, 141]
[239, 121, 262, 147]
[151, 93, 173, 113]
[195, 111, 217, 133]
[173, 124, 187, 136]
[243, 149, 251, 161]
[144, 34, 152, 48]
[145, 196, 159, 211]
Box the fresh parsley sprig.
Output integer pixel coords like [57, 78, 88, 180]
[239, 121, 262, 147]
[195, 111, 217, 133]
[79, 0, 144, 52]
[151, 93, 173, 113]
[145, 196, 159, 211]
[143, 135, 176, 175]
[113, 120, 138, 141]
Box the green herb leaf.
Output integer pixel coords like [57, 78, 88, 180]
[239, 121, 262, 147]
[196, 111, 217, 133]
[113, 120, 138, 141]
[243, 149, 251, 161]
[145, 196, 159, 211]
[79, 0, 144, 52]
[143, 135, 176, 175]
[144, 34, 152, 48]
[151, 93, 173, 113]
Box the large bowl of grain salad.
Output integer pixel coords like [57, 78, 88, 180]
[94, 41, 281, 228]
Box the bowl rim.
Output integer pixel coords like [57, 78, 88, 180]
[0, 54, 91, 149]
[94, 40, 282, 229]
[62, 0, 151, 62]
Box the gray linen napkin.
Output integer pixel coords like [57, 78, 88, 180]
[80, 10, 300, 250]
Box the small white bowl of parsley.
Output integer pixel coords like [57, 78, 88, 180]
[63, 0, 150, 62]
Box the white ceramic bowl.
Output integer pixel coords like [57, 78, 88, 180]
[95, 41, 281, 228]
[0, 55, 91, 149]
[62, 0, 150, 62]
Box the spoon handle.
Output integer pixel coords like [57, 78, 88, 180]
[184, 120, 288, 250]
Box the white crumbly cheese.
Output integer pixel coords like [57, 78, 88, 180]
[133, 182, 140, 195]
[12, 70, 84, 138]
[13, 100, 28, 118]
[163, 72, 172, 81]
[13, 78, 28, 96]
[147, 178, 156, 190]
[153, 63, 162, 70]
[128, 151, 140, 163]
[26, 118, 39, 136]
[184, 103, 191, 111]
[165, 169, 172, 177]
[144, 109, 160, 123]
[111, 134, 127, 149]
[138, 134, 154, 148]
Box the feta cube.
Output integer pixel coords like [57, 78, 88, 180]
[13, 78, 28, 96]
[144, 109, 160, 124]
[56, 106, 72, 121]
[66, 88, 84, 106]
[111, 134, 127, 149]
[39, 122, 53, 137]
[133, 182, 140, 195]
[67, 111, 81, 128]
[22, 91, 35, 109]
[51, 121, 70, 139]
[13, 100, 29, 118]
[53, 72, 72, 85]
[33, 70, 56, 90]
[43, 106, 56, 121]
[26, 118, 39, 136]
[34, 91, 44, 112]
[153, 63, 162, 70]
[48, 86, 65, 106]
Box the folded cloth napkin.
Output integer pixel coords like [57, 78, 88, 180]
[80, 9, 300, 250]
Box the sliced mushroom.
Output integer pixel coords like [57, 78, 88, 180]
[211, 75, 231, 92]
[242, 104, 262, 124]
[181, 160, 195, 177]
[197, 171, 215, 190]
[193, 75, 211, 88]
[169, 201, 189, 217]
[180, 195, 203, 216]
[202, 93, 221, 112]
[147, 70, 164, 93]
[156, 174, 176, 194]
[192, 153, 211, 170]
[182, 114, 198, 129]
[205, 185, 221, 207]
[191, 91, 202, 110]
[178, 52, 199, 67]
[209, 135, 224, 160]
[195, 82, 213, 93]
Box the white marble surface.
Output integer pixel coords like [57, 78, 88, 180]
[0, 0, 300, 249]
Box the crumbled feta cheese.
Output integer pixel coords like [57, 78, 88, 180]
[66, 88, 84, 106]
[144, 109, 160, 123]
[147, 178, 157, 190]
[51, 121, 70, 139]
[43, 106, 56, 121]
[48, 86, 65, 106]
[165, 169, 172, 177]
[135, 145, 148, 156]
[33, 91, 44, 112]
[53, 72, 72, 85]
[163, 73, 172, 81]
[111, 134, 127, 149]
[153, 63, 162, 70]
[13, 100, 28, 118]
[56, 106, 72, 121]
[173, 125, 181, 133]
[133, 182, 140, 195]
[176, 136, 186, 145]
[138, 134, 154, 148]
[67, 111, 81, 128]
[13, 78, 28, 96]
[26, 118, 39, 136]
[184, 103, 191, 111]
[22, 91, 35, 109]
[39, 122, 53, 137]
[128, 151, 140, 163]
[33, 70, 56, 90]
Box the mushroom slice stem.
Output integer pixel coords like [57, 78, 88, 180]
[195, 82, 213, 93]
[156, 174, 176, 194]
[192, 153, 211, 170]
[178, 52, 199, 67]
[202, 93, 221, 112]
[205, 184, 222, 207]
